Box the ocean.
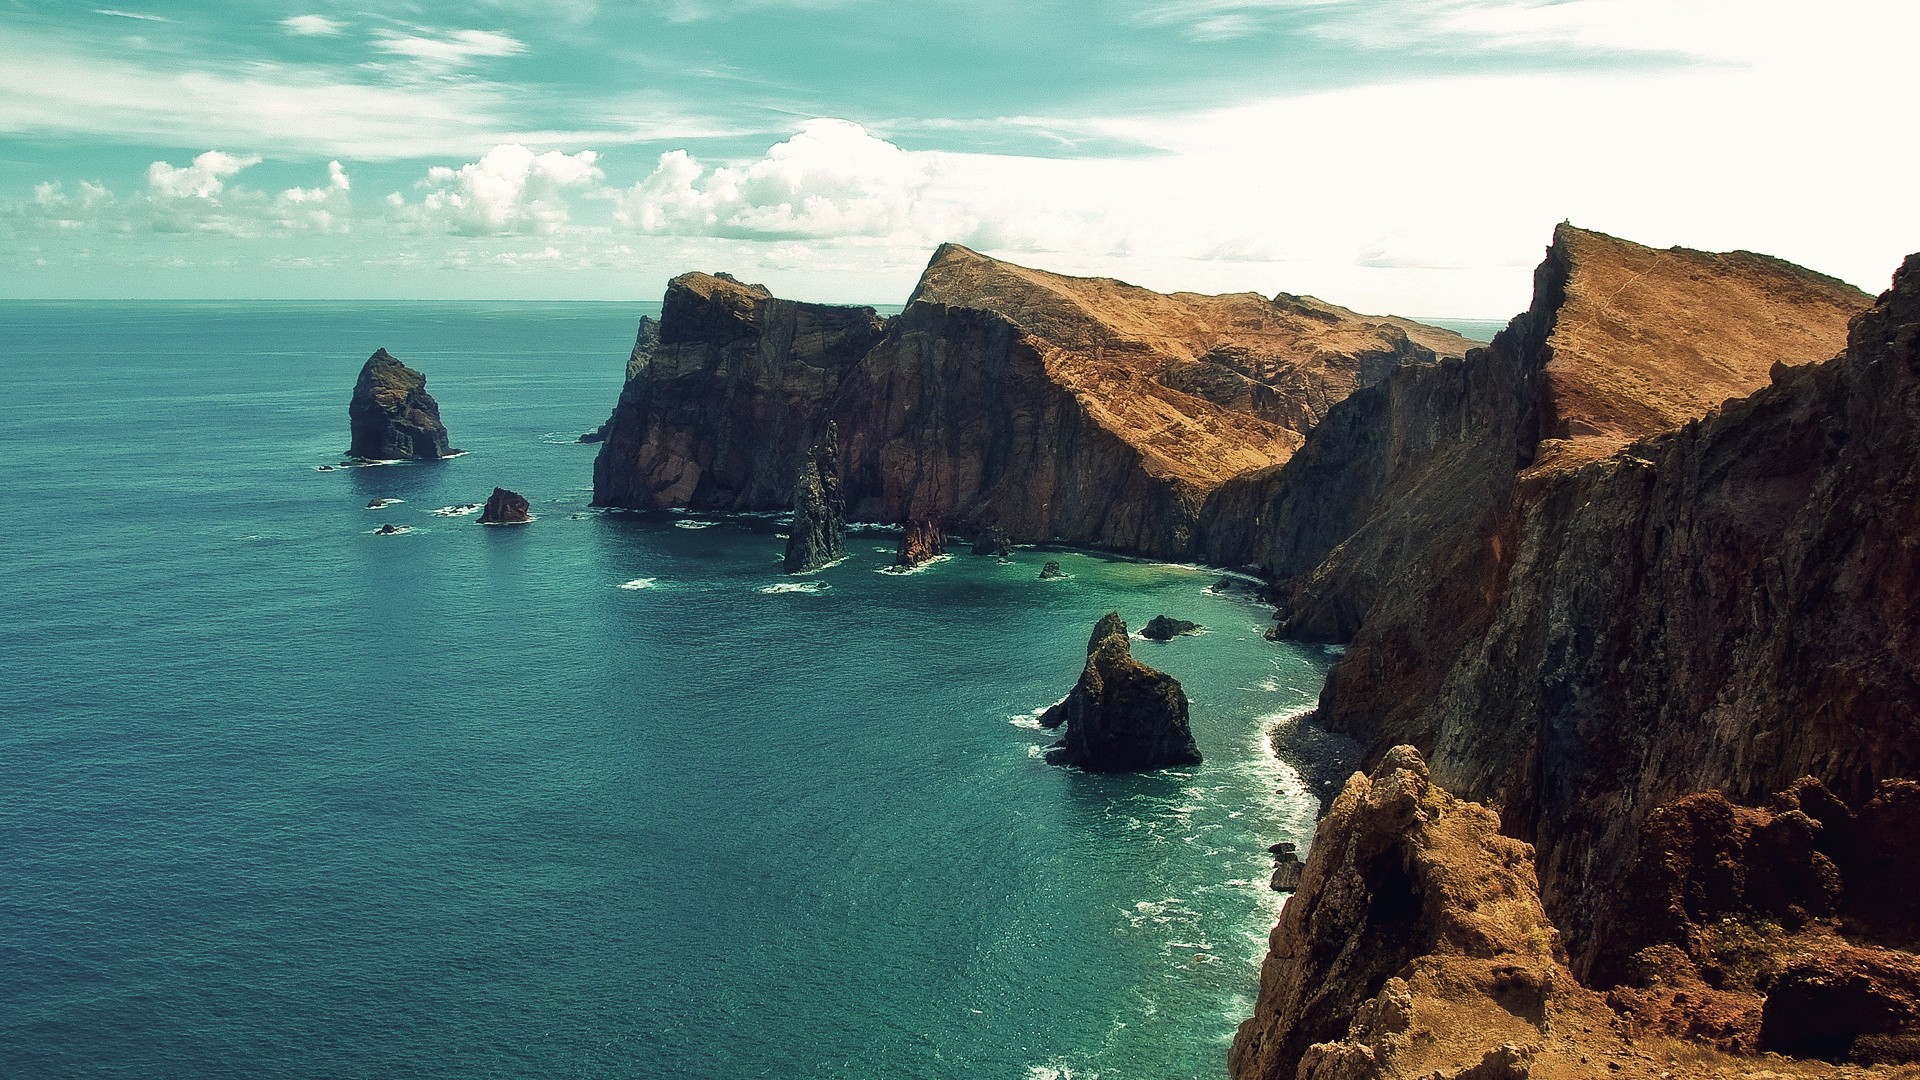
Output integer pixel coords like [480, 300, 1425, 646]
[0, 300, 1342, 1079]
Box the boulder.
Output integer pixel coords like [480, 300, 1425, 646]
[479, 487, 531, 525]
[1141, 615, 1203, 640]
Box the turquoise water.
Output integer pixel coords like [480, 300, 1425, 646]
[0, 301, 1332, 1079]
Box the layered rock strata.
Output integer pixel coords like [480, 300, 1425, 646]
[348, 348, 458, 461]
[1039, 613, 1202, 771]
[782, 423, 847, 574]
[593, 245, 1475, 556]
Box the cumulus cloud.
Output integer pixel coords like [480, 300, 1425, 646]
[390, 144, 602, 235]
[616, 119, 949, 240]
[12, 154, 353, 236]
[280, 14, 345, 36]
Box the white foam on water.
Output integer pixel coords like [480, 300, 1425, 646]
[617, 577, 657, 590]
[876, 553, 953, 576]
[369, 525, 414, 536]
[432, 504, 483, 517]
[758, 581, 830, 595]
[364, 498, 403, 509]
[674, 520, 714, 530]
[1025, 1062, 1095, 1080]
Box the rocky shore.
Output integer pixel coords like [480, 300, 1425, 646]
[587, 229, 1920, 1076]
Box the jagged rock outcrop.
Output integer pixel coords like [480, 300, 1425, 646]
[478, 487, 530, 525]
[1230, 749, 1885, 1079]
[782, 423, 847, 573]
[348, 348, 458, 460]
[593, 245, 1475, 556]
[1037, 560, 1066, 581]
[1140, 615, 1202, 640]
[1039, 613, 1201, 772]
[894, 518, 945, 568]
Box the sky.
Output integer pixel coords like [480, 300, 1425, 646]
[2, 0, 1916, 316]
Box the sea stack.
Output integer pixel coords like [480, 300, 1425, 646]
[782, 423, 847, 573]
[478, 487, 531, 525]
[894, 518, 946, 569]
[347, 348, 458, 461]
[1039, 613, 1202, 772]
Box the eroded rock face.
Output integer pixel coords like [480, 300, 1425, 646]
[782, 423, 846, 574]
[1038, 613, 1201, 772]
[1229, 746, 1570, 1080]
[348, 348, 458, 460]
[894, 518, 945, 568]
[1204, 226, 1884, 972]
[592, 245, 1474, 556]
[478, 487, 530, 525]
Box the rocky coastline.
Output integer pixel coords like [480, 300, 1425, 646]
[586, 230, 1920, 1076]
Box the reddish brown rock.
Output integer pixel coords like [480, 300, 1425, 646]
[593, 245, 1474, 557]
[893, 518, 945, 569]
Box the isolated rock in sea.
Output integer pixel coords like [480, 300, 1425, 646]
[782, 423, 847, 574]
[348, 348, 458, 461]
[971, 529, 1013, 557]
[479, 487, 531, 525]
[1038, 560, 1066, 580]
[592, 245, 1476, 556]
[1140, 615, 1203, 640]
[894, 518, 946, 568]
[1038, 612, 1201, 772]
[1267, 842, 1303, 892]
[374, 523, 405, 535]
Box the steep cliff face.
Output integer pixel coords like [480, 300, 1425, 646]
[591, 272, 888, 511]
[1419, 253, 1920, 970]
[348, 348, 458, 461]
[592, 245, 1474, 556]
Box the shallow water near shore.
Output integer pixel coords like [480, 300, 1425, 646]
[0, 301, 1333, 1079]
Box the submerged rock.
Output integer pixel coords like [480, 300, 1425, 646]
[348, 348, 457, 461]
[1140, 615, 1203, 640]
[1039, 612, 1202, 772]
[1038, 560, 1067, 580]
[479, 487, 531, 525]
[374, 523, 406, 535]
[894, 518, 946, 568]
[782, 423, 847, 573]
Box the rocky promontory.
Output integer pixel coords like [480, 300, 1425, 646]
[782, 423, 847, 574]
[1039, 613, 1202, 772]
[348, 348, 458, 461]
[478, 487, 530, 525]
[592, 245, 1475, 555]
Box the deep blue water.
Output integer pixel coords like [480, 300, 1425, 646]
[0, 301, 1334, 1079]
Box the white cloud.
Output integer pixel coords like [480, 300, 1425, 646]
[93, 8, 169, 22]
[618, 120, 940, 239]
[281, 14, 346, 36]
[391, 144, 603, 234]
[148, 150, 260, 200]
[12, 155, 353, 237]
[372, 28, 527, 71]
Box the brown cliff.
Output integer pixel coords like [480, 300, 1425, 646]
[1228, 748, 1912, 1079]
[592, 245, 1474, 556]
